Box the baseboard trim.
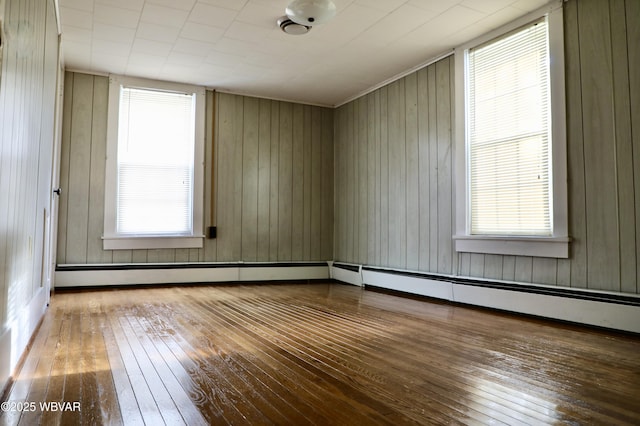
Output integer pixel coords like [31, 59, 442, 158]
[362, 268, 453, 300]
[329, 263, 362, 286]
[55, 262, 330, 287]
[451, 282, 640, 333]
[52, 260, 640, 332]
[355, 266, 640, 334]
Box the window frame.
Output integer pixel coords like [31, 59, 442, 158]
[453, 1, 569, 258]
[103, 75, 206, 250]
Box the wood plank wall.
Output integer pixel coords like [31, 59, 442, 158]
[57, 81, 334, 264]
[333, 0, 640, 295]
[335, 57, 455, 275]
[0, 0, 58, 326]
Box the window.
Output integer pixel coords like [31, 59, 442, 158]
[103, 76, 205, 250]
[454, 3, 568, 258]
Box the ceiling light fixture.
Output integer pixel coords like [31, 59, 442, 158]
[285, 0, 336, 26]
[277, 16, 311, 35]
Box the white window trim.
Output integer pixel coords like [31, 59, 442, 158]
[103, 75, 205, 250]
[453, 1, 569, 258]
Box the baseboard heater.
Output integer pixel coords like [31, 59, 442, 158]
[336, 264, 640, 334]
[55, 262, 330, 288]
[330, 262, 362, 286]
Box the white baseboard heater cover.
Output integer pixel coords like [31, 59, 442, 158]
[330, 263, 362, 286]
[55, 262, 330, 288]
[359, 266, 640, 334]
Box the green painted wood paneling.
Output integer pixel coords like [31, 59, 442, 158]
[58, 85, 333, 265]
[333, 0, 639, 294]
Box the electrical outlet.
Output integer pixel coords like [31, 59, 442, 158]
[208, 226, 217, 239]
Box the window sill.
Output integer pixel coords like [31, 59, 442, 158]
[453, 235, 570, 258]
[103, 235, 205, 250]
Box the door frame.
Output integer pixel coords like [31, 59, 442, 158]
[42, 29, 64, 302]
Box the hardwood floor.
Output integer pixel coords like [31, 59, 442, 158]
[2, 282, 639, 425]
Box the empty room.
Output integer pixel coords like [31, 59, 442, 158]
[1, 0, 639, 424]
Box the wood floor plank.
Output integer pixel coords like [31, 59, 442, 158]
[159, 300, 337, 424]
[19, 304, 64, 425]
[39, 297, 74, 426]
[351, 288, 640, 423]
[107, 306, 166, 425]
[116, 314, 185, 425]
[100, 305, 145, 426]
[213, 292, 459, 424]
[90, 294, 124, 425]
[0, 298, 60, 426]
[2, 282, 639, 425]
[156, 309, 308, 425]
[180, 290, 406, 425]
[130, 312, 221, 425]
[132, 312, 236, 425]
[192, 291, 410, 424]
[77, 293, 101, 425]
[226, 293, 541, 425]
[162, 292, 364, 425]
[131, 302, 280, 425]
[136, 300, 259, 424]
[124, 312, 208, 426]
[219, 288, 536, 425]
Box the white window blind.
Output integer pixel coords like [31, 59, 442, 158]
[467, 18, 551, 236]
[117, 87, 196, 235]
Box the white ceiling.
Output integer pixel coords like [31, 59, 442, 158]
[58, 0, 550, 107]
